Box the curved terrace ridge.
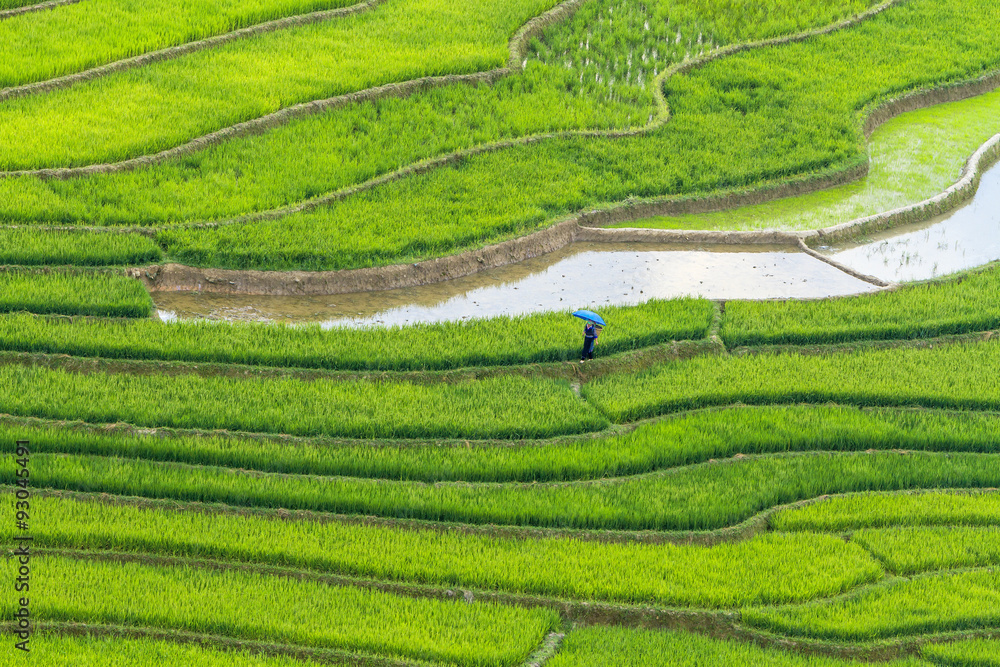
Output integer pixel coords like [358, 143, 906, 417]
[0, 0, 79, 21]
[0, 0, 588, 178]
[15, 493, 1000, 659]
[12, 584, 1000, 663]
[0, 0, 590, 180]
[0, 0, 892, 185]
[13, 481, 1000, 546]
[0, 622, 416, 667]
[0, 0, 389, 106]
[130, 79, 1000, 296]
[13, 446, 1000, 533]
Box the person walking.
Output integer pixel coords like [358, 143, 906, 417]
[581, 320, 601, 362]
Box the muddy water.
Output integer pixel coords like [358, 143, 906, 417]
[821, 160, 1000, 282]
[155, 243, 877, 327]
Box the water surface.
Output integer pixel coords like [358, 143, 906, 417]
[821, 160, 1000, 282]
[155, 243, 877, 327]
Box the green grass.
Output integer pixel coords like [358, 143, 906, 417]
[0, 270, 152, 317]
[0, 0, 561, 170]
[0, 228, 162, 266]
[721, 265, 1000, 346]
[622, 88, 1000, 231]
[743, 569, 1000, 641]
[154, 0, 1000, 271]
[0, 555, 557, 667]
[0, 0, 874, 229]
[773, 491, 1000, 531]
[0, 364, 606, 439]
[923, 639, 1000, 666]
[0, 0, 357, 88]
[0, 633, 328, 667]
[6, 406, 1000, 482]
[583, 339, 1000, 423]
[855, 526, 1000, 575]
[11, 451, 1000, 531]
[0, 0, 44, 9]
[0, 297, 712, 372]
[548, 626, 931, 667]
[7, 494, 882, 607]
[0, 69, 636, 226]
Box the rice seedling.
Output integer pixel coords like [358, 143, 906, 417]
[0, 57, 638, 226]
[0, 0, 356, 88]
[0, 270, 152, 317]
[583, 338, 1000, 422]
[0, 555, 557, 667]
[0, 0, 561, 170]
[922, 638, 1000, 666]
[721, 264, 1000, 346]
[3, 405, 997, 482]
[0, 0, 872, 225]
[0, 228, 161, 266]
[743, 569, 1000, 641]
[0, 297, 711, 372]
[854, 526, 1000, 575]
[2, 494, 882, 607]
[547, 626, 931, 667]
[0, 364, 606, 439]
[10, 450, 1000, 531]
[527, 0, 873, 112]
[0, 633, 327, 667]
[773, 490, 1000, 532]
[624, 88, 1000, 233]
[154, 0, 1000, 271]
[0, 0, 44, 9]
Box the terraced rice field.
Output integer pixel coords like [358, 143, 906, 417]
[4, 0, 1000, 664]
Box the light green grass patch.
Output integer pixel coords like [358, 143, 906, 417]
[548, 626, 932, 667]
[855, 526, 1000, 575]
[0, 0, 356, 88]
[6, 494, 882, 607]
[0, 633, 327, 667]
[621, 88, 1000, 231]
[923, 638, 1000, 665]
[0, 0, 560, 169]
[0, 555, 557, 667]
[743, 569, 1000, 641]
[773, 490, 1000, 532]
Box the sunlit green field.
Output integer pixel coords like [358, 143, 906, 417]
[624, 88, 1000, 231]
[3, 0, 1000, 664]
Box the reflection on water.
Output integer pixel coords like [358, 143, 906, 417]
[155, 243, 877, 328]
[822, 159, 1000, 282]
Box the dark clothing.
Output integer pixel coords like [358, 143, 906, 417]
[581, 323, 600, 360]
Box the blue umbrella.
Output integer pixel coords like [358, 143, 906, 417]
[572, 309, 606, 327]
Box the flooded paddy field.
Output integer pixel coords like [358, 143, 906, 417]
[821, 160, 1000, 282]
[155, 243, 878, 327]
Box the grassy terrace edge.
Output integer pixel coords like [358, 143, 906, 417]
[0, 0, 907, 275]
[0, 0, 585, 177]
[0, 627, 425, 667]
[0, 0, 371, 96]
[137, 68, 1000, 285]
[10, 449, 1000, 531]
[3, 404, 999, 483]
[146, 0, 994, 277]
[7, 497, 1000, 659]
[0, 554, 559, 667]
[0, 0, 79, 20]
[5, 0, 992, 280]
[1, 0, 882, 179]
[3, 259, 1000, 377]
